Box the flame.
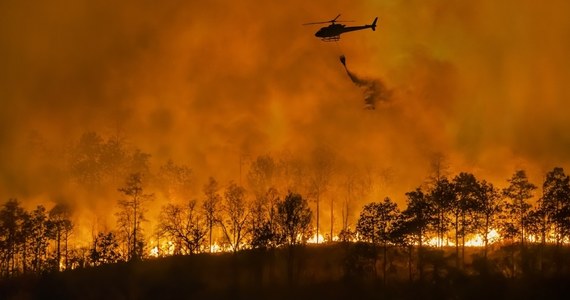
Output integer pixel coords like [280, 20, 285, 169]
[307, 233, 325, 244]
[425, 237, 442, 247]
[150, 246, 160, 257]
[464, 229, 501, 247]
[421, 229, 501, 247]
[148, 240, 176, 257]
[209, 243, 223, 253]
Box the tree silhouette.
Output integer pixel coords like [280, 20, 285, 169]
[249, 187, 280, 249]
[158, 200, 206, 255]
[341, 170, 372, 240]
[0, 199, 27, 277]
[276, 192, 312, 246]
[473, 180, 503, 259]
[401, 188, 436, 280]
[25, 206, 51, 273]
[247, 156, 280, 249]
[219, 182, 249, 252]
[308, 146, 335, 244]
[90, 231, 122, 266]
[202, 177, 221, 252]
[428, 177, 455, 248]
[356, 197, 399, 282]
[452, 172, 479, 267]
[540, 167, 570, 244]
[390, 214, 417, 282]
[48, 203, 73, 271]
[503, 170, 536, 246]
[117, 173, 153, 261]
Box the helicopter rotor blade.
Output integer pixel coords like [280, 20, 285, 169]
[302, 21, 331, 25]
[302, 14, 355, 26]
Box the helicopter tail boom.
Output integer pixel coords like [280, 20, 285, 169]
[371, 17, 378, 31]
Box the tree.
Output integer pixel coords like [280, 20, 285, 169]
[308, 146, 335, 244]
[202, 177, 221, 252]
[247, 156, 280, 249]
[158, 200, 206, 255]
[540, 167, 570, 244]
[473, 180, 503, 259]
[356, 197, 399, 282]
[0, 199, 27, 277]
[503, 170, 536, 246]
[90, 231, 122, 266]
[341, 170, 372, 239]
[428, 177, 455, 248]
[452, 172, 479, 267]
[48, 203, 73, 271]
[275, 192, 312, 246]
[219, 182, 249, 252]
[25, 206, 52, 273]
[249, 187, 280, 249]
[117, 173, 153, 261]
[390, 214, 417, 282]
[401, 188, 436, 280]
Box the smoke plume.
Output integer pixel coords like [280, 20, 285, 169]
[339, 55, 391, 109]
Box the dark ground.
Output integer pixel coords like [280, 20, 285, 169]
[2, 244, 570, 299]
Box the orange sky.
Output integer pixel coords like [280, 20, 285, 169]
[1, 0, 570, 232]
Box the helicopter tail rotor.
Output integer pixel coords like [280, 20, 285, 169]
[371, 17, 378, 31]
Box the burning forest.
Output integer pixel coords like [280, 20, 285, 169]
[2, 0, 570, 298]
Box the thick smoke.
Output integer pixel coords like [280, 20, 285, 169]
[339, 55, 391, 109]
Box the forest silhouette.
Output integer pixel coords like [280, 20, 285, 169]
[2, 135, 570, 298]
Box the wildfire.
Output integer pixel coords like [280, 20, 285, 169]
[209, 243, 223, 253]
[423, 229, 501, 247]
[307, 233, 325, 244]
[464, 229, 501, 247]
[148, 229, 503, 257]
[150, 246, 160, 257]
[148, 240, 175, 257]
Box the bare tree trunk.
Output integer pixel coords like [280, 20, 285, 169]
[133, 198, 138, 260]
[461, 213, 466, 268]
[57, 230, 61, 271]
[330, 197, 334, 241]
[455, 214, 459, 268]
[209, 221, 213, 253]
[22, 241, 27, 274]
[316, 193, 320, 244]
[418, 230, 423, 281]
[65, 232, 69, 270]
[484, 216, 489, 259]
[408, 245, 413, 282]
[383, 242, 387, 285]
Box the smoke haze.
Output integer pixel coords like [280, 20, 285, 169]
[2, 0, 570, 236]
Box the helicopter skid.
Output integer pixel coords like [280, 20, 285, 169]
[320, 35, 340, 42]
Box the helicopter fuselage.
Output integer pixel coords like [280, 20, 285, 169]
[314, 17, 377, 41]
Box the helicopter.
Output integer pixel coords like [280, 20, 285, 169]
[303, 14, 378, 42]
